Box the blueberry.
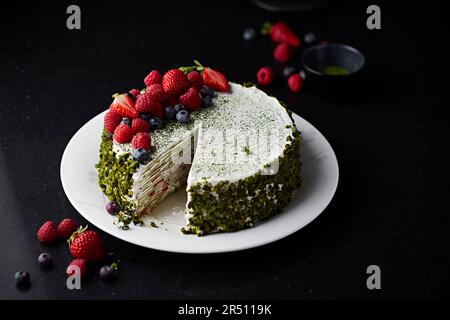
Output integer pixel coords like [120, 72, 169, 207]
[15, 271, 30, 286]
[164, 106, 176, 120]
[132, 148, 151, 165]
[149, 116, 164, 130]
[283, 66, 296, 79]
[140, 113, 151, 121]
[299, 70, 306, 80]
[176, 110, 190, 124]
[99, 265, 118, 281]
[106, 201, 121, 215]
[201, 96, 213, 108]
[243, 27, 256, 41]
[304, 32, 316, 44]
[37, 253, 53, 268]
[200, 86, 214, 98]
[174, 104, 186, 113]
[122, 118, 131, 126]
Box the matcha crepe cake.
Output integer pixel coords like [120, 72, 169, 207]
[97, 64, 301, 236]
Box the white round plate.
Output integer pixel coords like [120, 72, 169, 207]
[61, 111, 338, 254]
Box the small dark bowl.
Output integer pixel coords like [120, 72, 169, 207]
[302, 43, 366, 99]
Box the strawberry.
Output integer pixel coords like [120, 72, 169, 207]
[162, 69, 190, 95]
[202, 67, 229, 92]
[257, 66, 275, 86]
[179, 87, 201, 111]
[66, 259, 87, 279]
[113, 123, 133, 143]
[37, 221, 59, 243]
[110, 94, 139, 119]
[287, 74, 304, 93]
[57, 218, 78, 239]
[69, 227, 105, 262]
[131, 132, 152, 150]
[104, 110, 122, 134]
[144, 70, 162, 86]
[131, 118, 150, 135]
[146, 84, 167, 102]
[187, 71, 203, 88]
[274, 43, 294, 63]
[270, 22, 301, 47]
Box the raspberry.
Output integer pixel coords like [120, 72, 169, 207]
[129, 89, 141, 100]
[144, 70, 162, 86]
[131, 132, 152, 150]
[257, 67, 275, 86]
[67, 259, 87, 279]
[164, 95, 179, 107]
[187, 71, 203, 88]
[104, 111, 122, 134]
[113, 123, 133, 143]
[162, 69, 190, 95]
[136, 93, 165, 118]
[274, 43, 293, 63]
[131, 118, 150, 135]
[37, 221, 59, 243]
[287, 74, 304, 93]
[146, 84, 167, 102]
[179, 87, 201, 111]
[57, 219, 78, 239]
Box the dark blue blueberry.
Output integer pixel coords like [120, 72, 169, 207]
[106, 201, 121, 215]
[299, 70, 306, 80]
[122, 118, 131, 126]
[176, 110, 190, 124]
[304, 32, 316, 44]
[132, 148, 151, 165]
[15, 271, 30, 286]
[99, 265, 118, 281]
[201, 96, 213, 108]
[140, 113, 151, 121]
[37, 253, 53, 268]
[200, 86, 214, 98]
[243, 27, 256, 41]
[174, 104, 186, 113]
[149, 116, 164, 130]
[164, 106, 176, 120]
[283, 66, 296, 79]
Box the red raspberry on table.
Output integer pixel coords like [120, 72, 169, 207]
[288, 74, 304, 93]
[104, 110, 122, 134]
[179, 87, 201, 111]
[131, 118, 150, 135]
[146, 84, 167, 102]
[37, 221, 59, 243]
[131, 132, 152, 150]
[128, 89, 141, 100]
[162, 69, 190, 95]
[274, 43, 293, 63]
[270, 21, 301, 47]
[144, 70, 162, 86]
[57, 218, 78, 239]
[66, 259, 87, 279]
[69, 227, 105, 262]
[187, 71, 203, 88]
[257, 67, 275, 86]
[113, 123, 133, 143]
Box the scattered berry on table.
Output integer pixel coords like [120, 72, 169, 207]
[243, 27, 256, 41]
[257, 66, 275, 86]
[113, 123, 133, 143]
[164, 106, 176, 119]
[174, 104, 186, 113]
[144, 70, 162, 86]
[304, 32, 316, 44]
[139, 112, 151, 121]
[149, 116, 164, 130]
[202, 67, 229, 92]
[37, 221, 59, 243]
[176, 110, 191, 124]
[57, 218, 78, 239]
[299, 70, 306, 80]
[132, 148, 151, 165]
[201, 96, 213, 108]
[270, 21, 301, 47]
[187, 71, 203, 88]
[110, 94, 138, 119]
[104, 111, 122, 134]
[283, 66, 296, 79]
[128, 89, 141, 100]
[131, 132, 152, 151]
[106, 201, 121, 215]
[162, 69, 190, 95]
[69, 227, 105, 262]
[145, 84, 167, 102]
[37, 252, 53, 268]
[274, 43, 293, 63]
[66, 259, 87, 279]
[15, 271, 30, 286]
[99, 265, 118, 281]
[288, 73, 304, 93]
[122, 118, 131, 126]
[131, 118, 150, 135]
[200, 86, 215, 98]
[179, 87, 201, 111]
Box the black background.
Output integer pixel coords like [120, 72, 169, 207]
[0, 0, 449, 300]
